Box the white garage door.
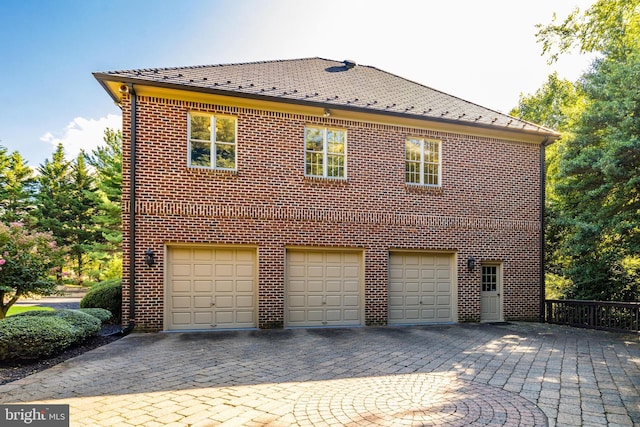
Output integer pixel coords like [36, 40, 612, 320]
[388, 252, 455, 324]
[286, 250, 362, 327]
[166, 247, 256, 330]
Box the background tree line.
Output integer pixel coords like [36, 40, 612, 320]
[0, 129, 122, 286]
[513, 0, 640, 300]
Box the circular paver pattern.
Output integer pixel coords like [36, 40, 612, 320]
[293, 373, 547, 426]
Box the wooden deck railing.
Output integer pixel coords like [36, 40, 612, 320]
[545, 299, 640, 333]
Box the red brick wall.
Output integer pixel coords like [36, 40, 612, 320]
[120, 94, 541, 331]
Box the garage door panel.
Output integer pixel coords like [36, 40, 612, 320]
[215, 295, 233, 308]
[172, 280, 191, 293]
[235, 280, 253, 293]
[167, 247, 256, 330]
[389, 253, 455, 325]
[172, 264, 191, 276]
[194, 280, 213, 292]
[236, 295, 254, 308]
[286, 250, 362, 327]
[172, 296, 191, 308]
[172, 312, 192, 325]
[194, 311, 213, 325]
[421, 283, 435, 293]
[343, 280, 359, 293]
[307, 295, 324, 307]
[194, 296, 212, 308]
[215, 280, 234, 293]
[326, 280, 342, 293]
[307, 280, 324, 292]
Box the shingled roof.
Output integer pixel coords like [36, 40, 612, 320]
[94, 57, 557, 138]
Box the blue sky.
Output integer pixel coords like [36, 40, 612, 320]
[1, 0, 595, 167]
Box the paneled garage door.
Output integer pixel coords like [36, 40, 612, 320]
[286, 250, 362, 327]
[388, 252, 455, 324]
[166, 247, 256, 330]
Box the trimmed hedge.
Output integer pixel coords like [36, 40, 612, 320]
[0, 309, 106, 360]
[77, 308, 113, 323]
[13, 309, 101, 341]
[81, 279, 122, 323]
[0, 316, 76, 360]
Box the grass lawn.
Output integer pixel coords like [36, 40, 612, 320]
[6, 305, 54, 316]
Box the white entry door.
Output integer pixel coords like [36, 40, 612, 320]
[480, 264, 502, 322]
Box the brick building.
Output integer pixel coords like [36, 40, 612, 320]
[94, 57, 558, 331]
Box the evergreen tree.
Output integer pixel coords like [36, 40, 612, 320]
[0, 147, 35, 224]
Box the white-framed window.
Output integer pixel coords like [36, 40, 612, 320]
[405, 137, 441, 186]
[305, 126, 347, 178]
[188, 112, 237, 170]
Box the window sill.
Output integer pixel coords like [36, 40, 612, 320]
[405, 184, 444, 195]
[186, 167, 238, 178]
[303, 175, 350, 185]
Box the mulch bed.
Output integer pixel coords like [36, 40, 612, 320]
[0, 326, 123, 385]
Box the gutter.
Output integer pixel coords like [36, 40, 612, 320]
[539, 136, 549, 322]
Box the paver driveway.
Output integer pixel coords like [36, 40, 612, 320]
[1, 322, 639, 426]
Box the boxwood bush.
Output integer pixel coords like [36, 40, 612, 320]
[13, 309, 101, 341]
[0, 316, 76, 360]
[81, 278, 122, 323]
[77, 308, 113, 323]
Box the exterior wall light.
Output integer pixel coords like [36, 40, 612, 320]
[467, 256, 476, 271]
[144, 249, 156, 266]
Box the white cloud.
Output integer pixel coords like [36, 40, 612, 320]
[40, 114, 122, 160]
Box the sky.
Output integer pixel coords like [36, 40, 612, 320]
[0, 0, 596, 167]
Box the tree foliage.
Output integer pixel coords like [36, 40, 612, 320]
[0, 148, 35, 224]
[522, 0, 640, 300]
[0, 222, 66, 318]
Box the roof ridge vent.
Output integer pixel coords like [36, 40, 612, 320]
[343, 59, 357, 69]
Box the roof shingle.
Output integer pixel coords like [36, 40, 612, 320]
[94, 57, 557, 137]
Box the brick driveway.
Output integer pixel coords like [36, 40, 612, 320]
[1, 322, 639, 426]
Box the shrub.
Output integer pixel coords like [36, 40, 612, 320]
[14, 309, 101, 341]
[0, 316, 75, 360]
[77, 308, 112, 323]
[81, 278, 122, 323]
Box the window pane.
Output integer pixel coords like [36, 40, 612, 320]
[216, 143, 236, 169]
[424, 164, 439, 185]
[424, 140, 439, 163]
[216, 117, 236, 143]
[306, 152, 323, 176]
[406, 139, 421, 161]
[190, 115, 211, 141]
[327, 130, 345, 154]
[305, 127, 324, 151]
[327, 154, 344, 177]
[191, 141, 211, 167]
[406, 161, 420, 183]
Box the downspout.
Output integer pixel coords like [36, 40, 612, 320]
[539, 136, 549, 323]
[127, 83, 137, 332]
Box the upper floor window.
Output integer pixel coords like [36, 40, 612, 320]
[305, 126, 347, 179]
[405, 137, 441, 186]
[188, 112, 237, 170]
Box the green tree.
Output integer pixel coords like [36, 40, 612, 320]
[536, 0, 640, 63]
[521, 0, 640, 300]
[556, 49, 640, 300]
[34, 144, 101, 283]
[0, 222, 66, 318]
[0, 147, 35, 224]
[85, 129, 123, 280]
